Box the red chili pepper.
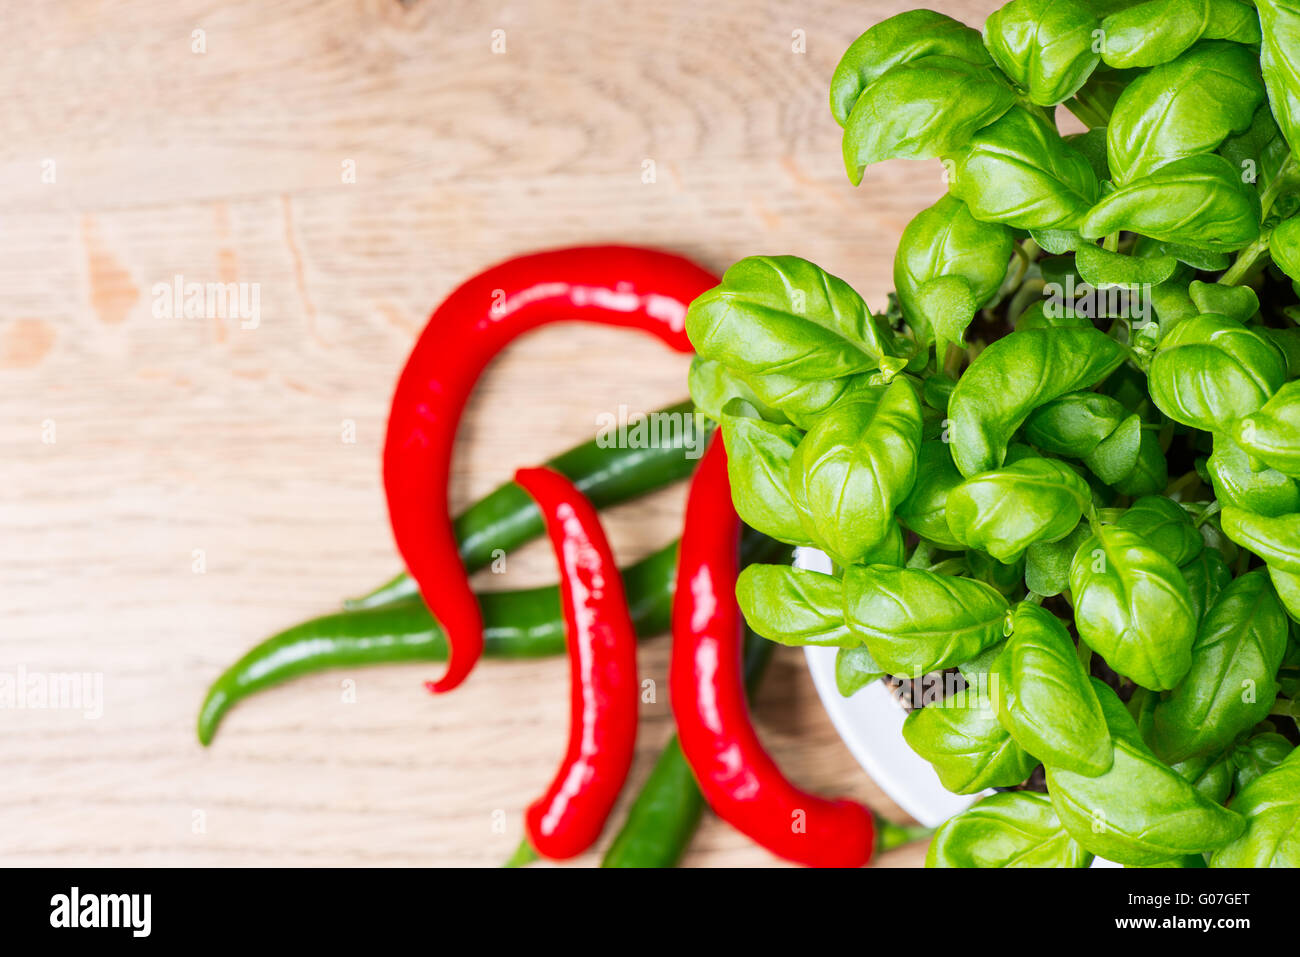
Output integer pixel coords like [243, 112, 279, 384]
[670, 436, 876, 868]
[382, 245, 716, 693]
[512, 466, 640, 859]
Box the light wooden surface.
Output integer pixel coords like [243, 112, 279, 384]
[0, 0, 1000, 867]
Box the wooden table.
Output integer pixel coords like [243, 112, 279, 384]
[0, 0, 1000, 866]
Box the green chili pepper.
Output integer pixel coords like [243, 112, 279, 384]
[346, 399, 711, 610]
[201, 537, 721, 745]
[199, 532, 786, 745]
[601, 630, 776, 868]
[598, 738, 707, 868]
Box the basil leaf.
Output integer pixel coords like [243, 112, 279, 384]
[959, 640, 1007, 681]
[1069, 525, 1197, 690]
[918, 276, 982, 347]
[1085, 416, 1143, 485]
[894, 195, 1014, 347]
[739, 369, 885, 432]
[1272, 215, 1300, 282]
[1135, 235, 1233, 271]
[1106, 42, 1264, 183]
[1256, 0, 1300, 156]
[843, 565, 1010, 676]
[1207, 432, 1300, 517]
[926, 791, 1092, 867]
[945, 457, 1092, 563]
[1129, 684, 1160, 742]
[1110, 429, 1169, 497]
[1179, 547, 1233, 624]
[1220, 505, 1300, 573]
[1100, 0, 1262, 70]
[830, 10, 990, 127]
[789, 378, 923, 563]
[1187, 280, 1259, 322]
[922, 372, 957, 413]
[1268, 564, 1300, 622]
[1080, 154, 1263, 250]
[995, 602, 1113, 775]
[1149, 280, 1200, 324]
[686, 256, 902, 380]
[983, 0, 1100, 106]
[1075, 243, 1178, 287]
[948, 107, 1100, 229]
[835, 645, 885, 697]
[897, 440, 966, 549]
[1025, 522, 1091, 597]
[1114, 495, 1203, 567]
[948, 327, 1126, 476]
[1209, 748, 1300, 867]
[735, 564, 853, 647]
[861, 520, 909, 568]
[1231, 731, 1294, 793]
[717, 399, 811, 546]
[1066, 128, 1112, 182]
[1232, 380, 1300, 477]
[968, 550, 1028, 596]
[1170, 751, 1234, 805]
[1147, 313, 1287, 432]
[843, 55, 1016, 183]
[1024, 391, 1128, 458]
[688, 357, 786, 424]
[1030, 227, 1087, 255]
[1047, 679, 1245, 865]
[1153, 569, 1289, 762]
[1219, 102, 1291, 191]
[1264, 326, 1300, 378]
[902, 686, 1038, 793]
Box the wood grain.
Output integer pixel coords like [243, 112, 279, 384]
[0, 0, 1001, 867]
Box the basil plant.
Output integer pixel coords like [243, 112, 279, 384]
[688, 0, 1300, 868]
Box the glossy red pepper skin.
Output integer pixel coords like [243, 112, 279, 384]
[382, 246, 716, 693]
[513, 466, 640, 860]
[669, 436, 876, 868]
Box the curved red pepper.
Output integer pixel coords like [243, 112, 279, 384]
[670, 436, 876, 868]
[513, 466, 640, 859]
[382, 246, 716, 693]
